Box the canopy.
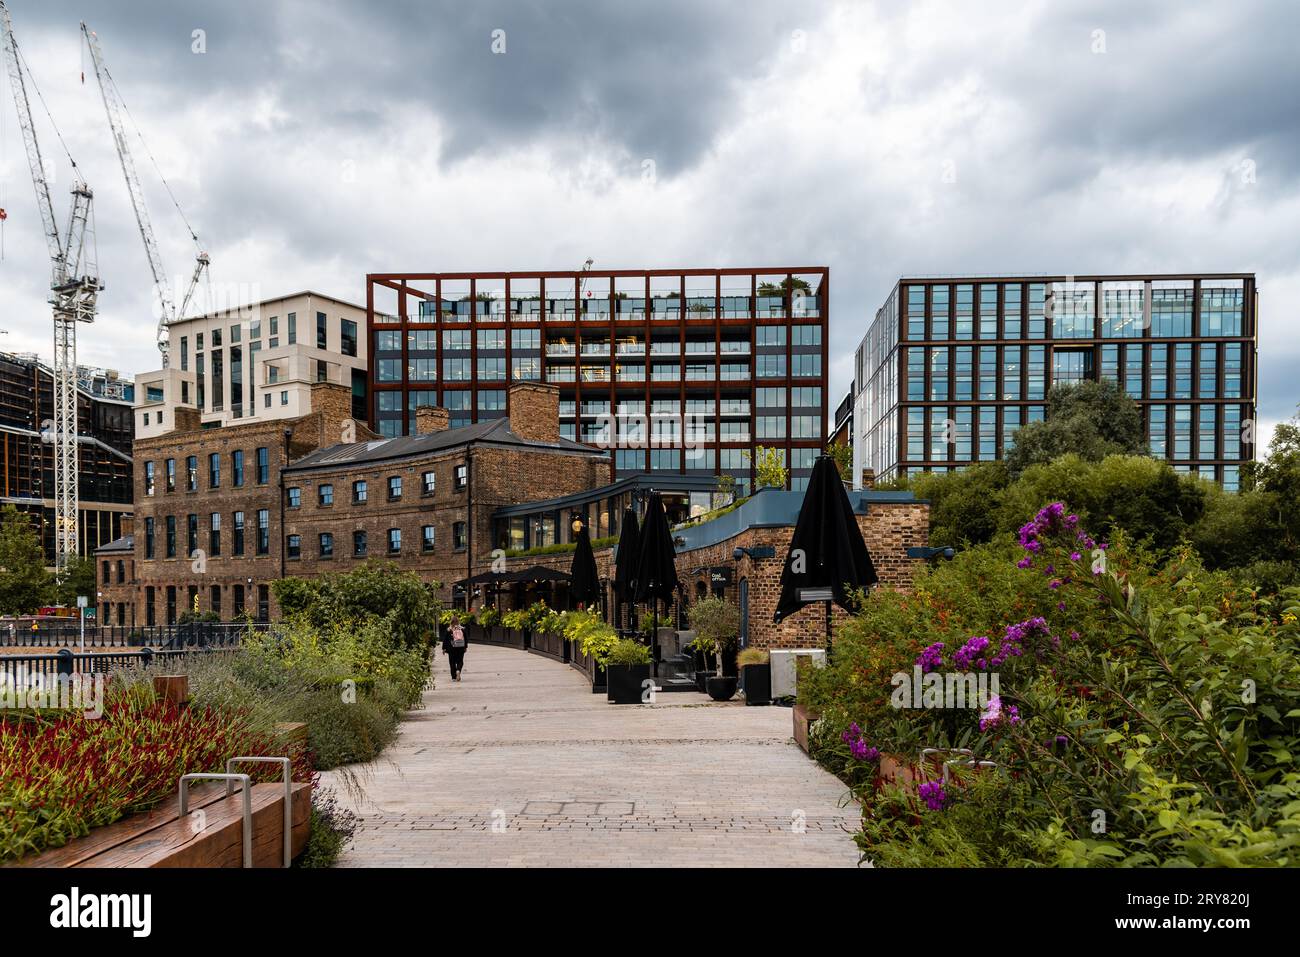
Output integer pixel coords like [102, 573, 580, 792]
[632, 491, 680, 607]
[773, 454, 877, 623]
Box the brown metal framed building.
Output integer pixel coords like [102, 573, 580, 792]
[852, 273, 1258, 488]
[365, 267, 830, 491]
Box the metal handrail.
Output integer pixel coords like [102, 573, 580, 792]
[227, 756, 293, 867]
[179, 773, 252, 867]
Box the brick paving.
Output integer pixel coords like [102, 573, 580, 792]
[321, 643, 864, 867]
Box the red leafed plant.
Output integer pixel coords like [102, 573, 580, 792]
[0, 686, 315, 862]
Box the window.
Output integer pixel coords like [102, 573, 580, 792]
[756, 354, 785, 378]
[316, 312, 328, 349]
[353, 480, 367, 503]
[422, 525, 435, 552]
[287, 534, 301, 560]
[145, 461, 156, 496]
[146, 586, 156, 626]
[388, 476, 402, 500]
[166, 516, 177, 558]
[319, 532, 334, 559]
[209, 513, 221, 556]
[453, 522, 467, 550]
[208, 453, 221, 488]
[166, 459, 176, 492]
[232, 450, 245, 487]
[454, 464, 468, 490]
[757, 326, 786, 347]
[187, 514, 199, 556]
[233, 512, 245, 555]
[287, 487, 301, 508]
[341, 319, 358, 357]
[791, 354, 821, 377]
[233, 585, 245, 618]
[281, 391, 289, 406]
[422, 471, 436, 495]
[116, 560, 124, 583]
[256, 447, 269, 484]
[287, 312, 297, 345]
[353, 530, 367, 557]
[210, 585, 221, 618]
[256, 509, 269, 555]
[319, 484, 334, 506]
[144, 517, 155, 558]
[388, 528, 402, 554]
[257, 585, 270, 623]
[186, 456, 198, 491]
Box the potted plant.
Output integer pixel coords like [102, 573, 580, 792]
[737, 647, 771, 705]
[687, 596, 740, 701]
[605, 638, 652, 705]
[561, 608, 617, 692]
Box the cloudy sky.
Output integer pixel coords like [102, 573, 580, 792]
[0, 0, 1296, 447]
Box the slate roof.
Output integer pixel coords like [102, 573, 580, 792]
[283, 417, 606, 474]
[94, 534, 134, 554]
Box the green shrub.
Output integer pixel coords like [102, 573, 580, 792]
[805, 502, 1300, 867]
[606, 638, 652, 666]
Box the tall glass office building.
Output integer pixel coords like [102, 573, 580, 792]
[852, 274, 1257, 489]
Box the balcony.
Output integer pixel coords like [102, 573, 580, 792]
[580, 366, 611, 383]
[615, 366, 645, 382]
[615, 342, 645, 356]
[580, 343, 611, 357]
[545, 342, 576, 357]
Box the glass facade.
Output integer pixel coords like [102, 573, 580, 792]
[368, 269, 829, 488]
[854, 275, 1255, 487]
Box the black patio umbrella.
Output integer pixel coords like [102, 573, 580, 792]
[569, 523, 601, 609]
[632, 491, 680, 633]
[611, 508, 640, 629]
[773, 454, 877, 656]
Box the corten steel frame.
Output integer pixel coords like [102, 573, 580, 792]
[365, 268, 831, 486]
[857, 272, 1258, 483]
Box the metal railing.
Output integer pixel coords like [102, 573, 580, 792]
[0, 621, 266, 649]
[0, 645, 240, 685]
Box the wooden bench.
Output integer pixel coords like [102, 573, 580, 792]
[16, 778, 311, 868]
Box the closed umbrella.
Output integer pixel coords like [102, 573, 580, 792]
[612, 508, 640, 630]
[633, 491, 680, 635]
[569, 523, 600, 609]
[773, 454, 877, 656]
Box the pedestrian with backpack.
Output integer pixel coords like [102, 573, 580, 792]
[441, 612, 468, 681]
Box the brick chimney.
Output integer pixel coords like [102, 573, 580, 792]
[309, 382, 356, 446]
[508, 382, 560, 444]
[171, 406, 201, 434]
[415, 405, 450, 435]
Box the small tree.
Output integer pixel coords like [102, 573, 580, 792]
[746, 446, 788, 490]
[687, 596, 740, 671]
[713, 473, 738, 509]
[0, 506, 51, 615]
[826, 442, 852, 483]
[49, 553, 96, 608]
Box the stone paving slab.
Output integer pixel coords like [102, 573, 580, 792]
[321, 643, 862, 867]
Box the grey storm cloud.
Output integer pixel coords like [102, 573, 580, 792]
[0, 0, 1297, 437]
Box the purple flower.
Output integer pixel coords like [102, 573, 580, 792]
[953, 635, 991, 671]
[1070, 552, 1082, 562]
[918, 780, 947, 811]
[916, 642, 945, 674]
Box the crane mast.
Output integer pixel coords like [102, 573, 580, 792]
[82, 21, 208, 368]
[1, 0, 102, 578]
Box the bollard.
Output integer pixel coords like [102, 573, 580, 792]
[55, 648, 74, 677]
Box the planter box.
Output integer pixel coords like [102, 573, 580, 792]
[590, 661, 606, 693]
[740, 663, 771, 705]
[694, 669, 716, 694]
[607, 663, 651, 704]
[792, 704, 821, 754]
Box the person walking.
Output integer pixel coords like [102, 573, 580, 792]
[441, 612, 467, 681]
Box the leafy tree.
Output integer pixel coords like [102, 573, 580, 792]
[757, 277, 812, 296]
[826, 442, 853, 483]
[911, 461, 1009, 546]
[1004, 380, 1146, 477]
[747, 446, 788, 490]
[0, 506, 51, 615]
[49, 553, 96, 608]
[1243, 404, 1300, 555]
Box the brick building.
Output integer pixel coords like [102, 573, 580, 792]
[93, 529, 135, 628]
[116, 381, 610, 623]
[281, 383, 609, 597]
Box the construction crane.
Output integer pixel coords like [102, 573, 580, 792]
[81, 21, 208, 369]
[1, 0, 102, 578]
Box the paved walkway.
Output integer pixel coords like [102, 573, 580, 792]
[322, 643, 863, 867]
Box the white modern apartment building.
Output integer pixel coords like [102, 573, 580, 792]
[133, 291, 368, 439]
